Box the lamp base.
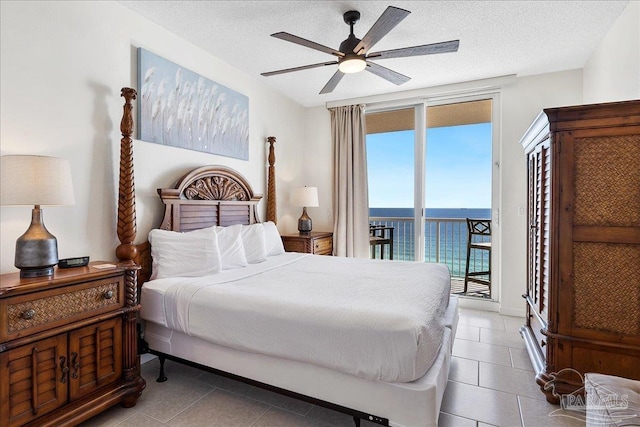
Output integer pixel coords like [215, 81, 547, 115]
[15, 206, 58, 278]
[297, 207, 313, 235]
[19, 266, 55, 278]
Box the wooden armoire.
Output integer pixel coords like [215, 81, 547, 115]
[520, 100, 640, 403]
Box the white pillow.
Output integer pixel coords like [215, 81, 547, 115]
[215, 224, 249, 270]
[262, 221, 285, 256]
[149, 227, 221, 280]
[241, 223, 267, 264]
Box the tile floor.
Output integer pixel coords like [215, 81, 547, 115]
[81, 308, 585, 426]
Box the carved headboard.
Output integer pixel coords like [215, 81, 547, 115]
[115, 87, 272, 286]
[156, 165, 262, 232]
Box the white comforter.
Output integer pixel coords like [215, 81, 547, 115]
[140, 253, 451, 383]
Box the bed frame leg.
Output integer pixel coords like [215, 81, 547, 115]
[353, 416, 361, 426]
[157, 354, 168, 382]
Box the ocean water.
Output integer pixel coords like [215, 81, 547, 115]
[369, 207, 491, 277]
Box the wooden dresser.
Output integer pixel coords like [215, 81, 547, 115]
[519, 100, 640, 403]
[0, 263, 145, 426]
[282, 231, 333, 255]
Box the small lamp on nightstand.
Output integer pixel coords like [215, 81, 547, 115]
[291, 186, 319, 235]
[1, 155, 75, 278]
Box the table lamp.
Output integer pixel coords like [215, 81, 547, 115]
[1, 155, 75, 278]
[291, 186, 319, 235]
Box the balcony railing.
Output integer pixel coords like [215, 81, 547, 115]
[369, 217, 490, 280]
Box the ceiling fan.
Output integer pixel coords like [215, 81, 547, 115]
[261, 5, 459, 94]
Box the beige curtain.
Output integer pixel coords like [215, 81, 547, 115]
[330, 104, 370, 258]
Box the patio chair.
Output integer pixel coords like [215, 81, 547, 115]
[369, 224, 394, 260]
[464, 218, 491, 294]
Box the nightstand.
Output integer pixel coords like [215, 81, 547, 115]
[0, 262, 145, 426]
[281, 231, 333, 255]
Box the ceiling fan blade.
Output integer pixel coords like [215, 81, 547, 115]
[271, 32, 344, 58]
[319, 70, 345, 94]
[365, 61, 410, 86]
[353, 6, 410, 55]
[261, 61, 338, 77]
[368, 40, 460, 60]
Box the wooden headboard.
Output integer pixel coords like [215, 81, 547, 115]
[156, 165, 262, 232]
[115, 87, 272, 285]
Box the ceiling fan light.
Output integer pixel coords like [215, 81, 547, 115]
[338, 58, 366, 74]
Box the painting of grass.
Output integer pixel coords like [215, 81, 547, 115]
[137, 48, 249, 160]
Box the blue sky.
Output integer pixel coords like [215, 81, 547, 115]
[367, 123, 492, 208]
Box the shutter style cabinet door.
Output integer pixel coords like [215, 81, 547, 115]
[0, 334, 68, 427]
[68, 317, 123, 400]
[526, 138, 552, 352]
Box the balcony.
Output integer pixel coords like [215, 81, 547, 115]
[369, 216, 491, 298]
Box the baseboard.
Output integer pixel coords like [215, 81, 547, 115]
[498, 306, 526, 317]
[457, 297, 500, 312]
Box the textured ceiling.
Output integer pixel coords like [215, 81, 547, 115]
[119, 1, 629, 108]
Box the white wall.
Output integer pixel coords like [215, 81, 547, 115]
[300, 106, 334, 233]
[583, 1, 640, 103]
[0, 1, 306, 273]
[499, 70, 582, 315]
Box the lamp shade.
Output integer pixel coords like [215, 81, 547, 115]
[1, 155, 75, 206]
[291, 187, 319, 208]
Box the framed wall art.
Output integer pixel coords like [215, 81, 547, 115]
[137, 48, 249, 160]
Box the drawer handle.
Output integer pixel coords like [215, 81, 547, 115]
[22, 309, 36, 320]
[104, 290, 114, 299]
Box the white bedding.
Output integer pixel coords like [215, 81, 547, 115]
[140, 253, 451, 383]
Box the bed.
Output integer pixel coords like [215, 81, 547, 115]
[115, 87, 458, 427]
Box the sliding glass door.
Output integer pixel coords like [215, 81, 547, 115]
[366, 94, 498, 300]
[366, 107, 417, 261]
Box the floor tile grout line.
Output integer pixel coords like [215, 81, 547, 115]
[156, 385, 218, 424]
[457, 325, 507, 332]
[476, 341, 527, 349]
[451, 354, 512, 368]
[252, 402, 335, 426]
[455, 336, 481, 343]
[125, 408, 171, 426]
[439, 410, 479, 425]
[243, 394, 313, 418]
[191, 375, 253, 398]
[477, 357, 535, 373]
[509, 347, 516, 369]
[517, 394, 526, 427]
[248, 403, 271, 427]
[454, 338, 521, 348]
[113, 409, 144, 426]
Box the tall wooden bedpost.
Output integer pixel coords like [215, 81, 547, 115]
[117, 87, 139, 266]
[266, 136, 277, 224]
[116, 87, 145, 405]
